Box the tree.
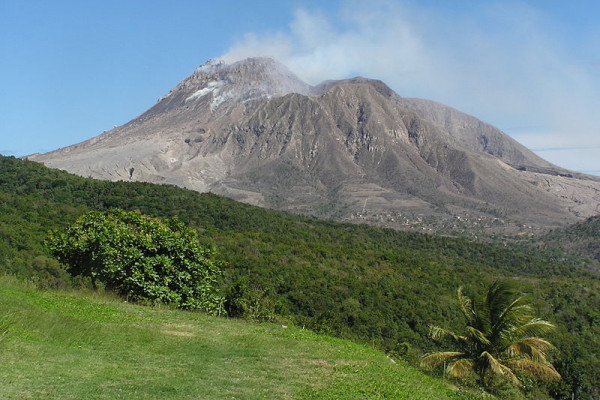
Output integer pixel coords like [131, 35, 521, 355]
[420, 281, 560, 390]
[46, 209, 224, 313]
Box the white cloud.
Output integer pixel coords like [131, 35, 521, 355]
[223, 2, 433, 87]
[221, 0, 600, 173]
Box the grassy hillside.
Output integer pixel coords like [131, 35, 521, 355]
[0, 276, 483, 400]
[1, 155, 599, 398]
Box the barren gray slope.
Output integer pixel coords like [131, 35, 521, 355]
[28, 57, 600, 234]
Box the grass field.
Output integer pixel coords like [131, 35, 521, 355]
[0, 276, 486, 399]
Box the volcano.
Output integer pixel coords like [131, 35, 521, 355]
[28, 57, 600, 234]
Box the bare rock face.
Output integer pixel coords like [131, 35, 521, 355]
[28, 57, 600, 235]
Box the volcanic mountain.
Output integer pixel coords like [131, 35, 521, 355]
[28, 57, 600, 234]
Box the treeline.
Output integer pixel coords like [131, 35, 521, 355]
[0, 155, 598, 398]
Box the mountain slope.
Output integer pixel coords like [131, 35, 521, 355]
[28, 57, 600, 234]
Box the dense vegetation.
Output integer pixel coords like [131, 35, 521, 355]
[541, 216, 600, 265]
[1, 155, 599, 398]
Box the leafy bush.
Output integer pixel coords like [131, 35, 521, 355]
[224, 278, 277, 321]
[46, 209, 224, 313]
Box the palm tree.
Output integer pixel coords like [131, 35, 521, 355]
[420, 281, 561, 389]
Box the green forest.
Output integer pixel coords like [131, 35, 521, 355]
[1, 155, 598, 399]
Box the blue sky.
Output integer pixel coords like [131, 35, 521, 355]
[1, 1, 599, 174]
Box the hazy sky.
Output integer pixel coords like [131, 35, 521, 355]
[1, 1, 599, 174]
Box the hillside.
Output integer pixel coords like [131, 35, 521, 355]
[0, 276, 483, 399]
[27, 57, 600, 235]
[541, 216, 600, 264]
[1, 155, 599, 398]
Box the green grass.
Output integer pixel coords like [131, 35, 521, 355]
[0, 277, 485, 400]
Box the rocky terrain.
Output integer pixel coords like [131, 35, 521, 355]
[28, 57, 600, 235]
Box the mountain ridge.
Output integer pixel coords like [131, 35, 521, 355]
[28, 57, 600, 234]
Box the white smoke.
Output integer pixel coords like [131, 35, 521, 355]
[222, 0, 600, 173]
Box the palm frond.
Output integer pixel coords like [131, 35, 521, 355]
[481, 351, 521, 386]
[428, 325, 465, 344]
[492, 297, 532, 333]
[487, 282, 533, 327]
[509, 318, 556, 338]
[465, 326, 491, 346]
[480, 351, 504, 376]
[420, 351, 465, 369]
[498, 362, 521, 386]
[509, 359, 562, 382]
[486, 281, 518, 316]
[457, 286, 476, 325]
[446, 358, 474, 379]
[505, 337, 555, 361]
[472, 296, 491, 332]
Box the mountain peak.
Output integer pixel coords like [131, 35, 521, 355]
[156, 57, 311, 113]
[192, 57, 288, 78]
[194, 58, 227, 74]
